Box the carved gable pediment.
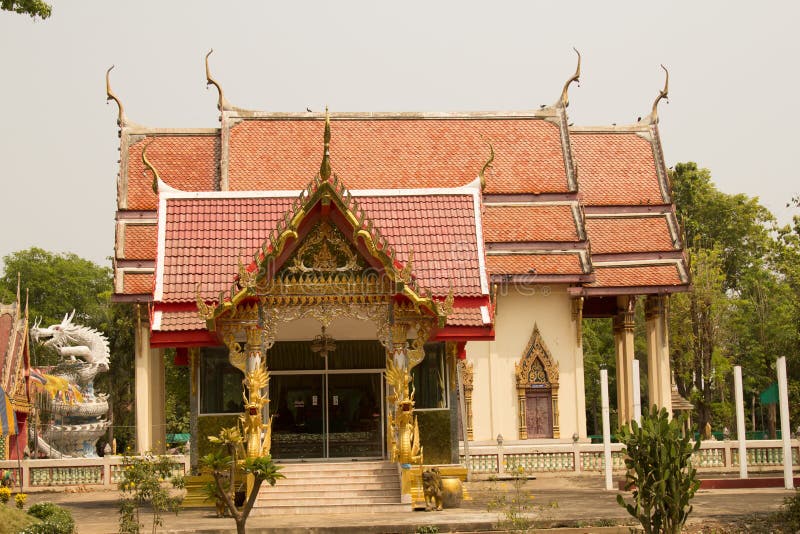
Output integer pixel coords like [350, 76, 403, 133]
[515, 323, 559, 388]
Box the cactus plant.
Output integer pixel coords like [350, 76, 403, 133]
[616, 405, 701, 534]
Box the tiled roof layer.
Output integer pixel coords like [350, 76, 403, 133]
[127, 136, 218, 210]
[160, 193, 485, 303]
[158, 311, 205, 332]
[485, 253, 584, 275]
[584, 217, 674, 254]
[483, 205, 579, 243]
[590, 264, 683, 288]
[228, 119, 568, 194]
[123, 225, 158, 260]
[123, 272, 153, 294]
[571, 132, 664, 206]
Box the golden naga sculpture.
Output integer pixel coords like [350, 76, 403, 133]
[240, 364, 273, 458]
[385, 353, 423, 465]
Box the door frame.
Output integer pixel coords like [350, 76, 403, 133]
[270, 364, 385, 461]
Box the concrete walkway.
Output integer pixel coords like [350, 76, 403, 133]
[23, 476, 792, 533]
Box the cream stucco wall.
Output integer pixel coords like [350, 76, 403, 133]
[466, 285, 587, 443]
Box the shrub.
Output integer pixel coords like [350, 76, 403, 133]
[117, 452, 185, 534]
[776, 489, 800, 532]
[24, 503, 75, 534]
[616, 406, 701, 534]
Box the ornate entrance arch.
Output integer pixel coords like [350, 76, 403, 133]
[515, 324, 560, 439]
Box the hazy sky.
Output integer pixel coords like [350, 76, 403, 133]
[1, 1, 798, 269]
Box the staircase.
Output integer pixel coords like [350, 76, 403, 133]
[252, 460, 408, 514]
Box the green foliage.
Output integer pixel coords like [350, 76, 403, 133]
[487, 467, 535, 532]
[0, 0, 51, 19]
[201, 430, 284, 534]
[582, 318, 615, 433]
[164, 351, 189, 436]
[24, 503, 74, 534]
[775, 488, 800, 532]
[117, 452, 185, 534]
[415, 526, 440, 534]
[616, 406, 700, 534]
[0, 504, 40, 534]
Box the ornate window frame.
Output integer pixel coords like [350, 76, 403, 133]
[514, 324, 560, 439]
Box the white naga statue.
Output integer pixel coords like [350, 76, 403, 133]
[30, 311, 112, 458]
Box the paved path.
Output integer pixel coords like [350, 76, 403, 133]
[23, 476, 792, 533]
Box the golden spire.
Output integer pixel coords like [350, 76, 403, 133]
[320, 107, 332, 180]
[478, 138, 495, 191]
[205, 49, 227, 112]
[558, 48, 581, 108]
[141, 139, 161, 195]
[106, 65, 126, 127]
[649, 64, 669, 124]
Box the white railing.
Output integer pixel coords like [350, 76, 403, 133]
[0, 455, 190, 492]
[460, 439, 800, 477]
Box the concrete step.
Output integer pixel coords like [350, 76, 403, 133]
[250, 502, 409, 515]
[258, 488, 400, 503]
[254, 460, 402, 513]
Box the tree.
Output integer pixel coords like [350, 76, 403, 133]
[0, 0, 50, 18]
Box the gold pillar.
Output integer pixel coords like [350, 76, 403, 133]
[645, 295, 672, 413]
[517, 388, 527, 440]
[614, 296, 636, 425]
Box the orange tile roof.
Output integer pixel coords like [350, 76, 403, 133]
[123, 272, 153, 294]
[483, 205, 579, 242]
[486, 253, 584, 275]
[123, 225, 157, 260]
[589, 264, 683, 287]
[158, 192, 486, 303]
[228, 118, 568, 194]
[447, 306, 488, 327]
[127, 135, 218, 210]
[585, 217, 675, 254]
[571, 132, 664, 206]
[157, 311, 205, 332]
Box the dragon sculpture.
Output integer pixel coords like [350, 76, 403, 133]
[30, 311, 112, 458]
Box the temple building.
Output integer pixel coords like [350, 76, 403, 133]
[0, 282, 32, 460]
[109, 53, 688, 479]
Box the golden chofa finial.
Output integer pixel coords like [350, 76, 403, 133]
[320, 107, 332, 180]
[141, 139, 161, 195]
[558, 48, 581, 108]
[478, 137, 495, 191]
[649, 64, 669, 124]
[106, 65, 126, 127]
[205, 49, 229, 112]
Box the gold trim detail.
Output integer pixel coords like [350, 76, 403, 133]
[459, 359, 474, 441]
[558, 47, 581, 109]
[649, 64, 669, 124]
[515, 324, 560, 439]
[141, 139, 161, 195]
[105, 65, 126, 127]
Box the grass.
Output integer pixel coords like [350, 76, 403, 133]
[0, 504, 41, 534]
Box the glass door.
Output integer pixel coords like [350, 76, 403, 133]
[269, 374, 324, 459]
[327, 373, 383, 458]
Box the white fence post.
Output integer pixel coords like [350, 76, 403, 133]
[734, 366, 748, 479]
[777, 356, 794, 489]
[601, 367, 613, 490]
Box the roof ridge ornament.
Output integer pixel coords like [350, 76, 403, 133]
[557, 48, 581, 109]
[141, 139, 161, 195]
[320, 107, 332, 180]
[105, 65, 127, 127]
[478, 137, 495, 191]
[648, 64, 669, 124]
[205, 49, 233, 112]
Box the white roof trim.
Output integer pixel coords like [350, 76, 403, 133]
[480, 305, 491, 325]
[152, 310, 163, 332]
[470, 178, 490, 295]
[154, 193, 168, 301]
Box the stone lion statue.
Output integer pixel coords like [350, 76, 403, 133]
[422, 467, 443, 511]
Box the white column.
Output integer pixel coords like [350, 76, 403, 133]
[632, 359, 642, 425]
[734, 366, 748, 479]
[601, 368, 613, 491]
[777, 357, 794, 489]
[134, 304, 166, 454]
